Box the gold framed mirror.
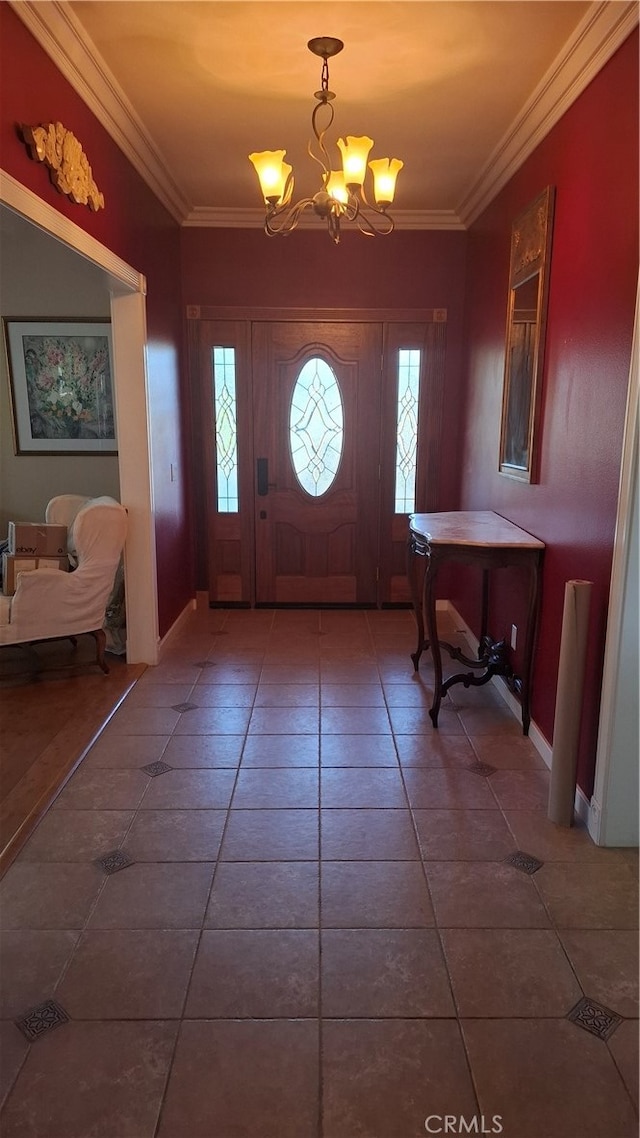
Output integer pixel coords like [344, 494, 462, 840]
[499, 185, 555, 481]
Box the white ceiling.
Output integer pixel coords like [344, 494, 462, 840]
[15, 1, 638, 227]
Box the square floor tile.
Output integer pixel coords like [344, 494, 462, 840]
[321, 684, 385, 706]
[534, 862, 639, 928]
[426, 862, 551, 927]
[559, 930, 639, 1016]
[403, 768, 499, 809]
[196, 664, 261, 684]
[248, 706, 319, 734]
[394, 733, 477, 767]
[321, 768, 407, 808]
[469, 733, 548, 769]
[172, 706, 252, 735]
[0, 862, 103, 929]
[322, 928, 454, 1016]
[194, 683, 257, 706]
[185, 929, 318, 1017]
[608, 1019, 639, 1109]
[254, 683, 319, 707]
[104, 707, 181, 735]
[441, 928, 582, 1015]
[487, 768, 550, 809]
[221, 809, 319, 860]
[321, 861, 434, 927]
[387, 705, 465, 735]
[0, 930, 79, 1017]
[157, 1020, 318, 1138]
[205, 861, 319, 928]
[17, 810, 134, 863]
[0, 1022, 29, 1111]
[503, 811, 633, 863]
[320, 662, 380, 683]
[320, 735, 399, 766]
[162, 735, 244, 767]
[241, 734, 320, 767]
[0, 1020, 177, 1138]
[321, 707, 392, 734]
[52, 768, 149, 811]
[140, 768, 236, 809]
[83, 735, 170, 769]
[381, 682, 433, 707]
[232, 768, 318, 808]
[86, 862, 215, 929]
[57, 929, 198, 1018]
[123, 682, 196, 708]
[321, 809, 420, 860]
[457, 705, 522, 735]
[126, 809, 225, 861]
[462, 1018, 638, 1138]
[322, 1019, 477, 1138]
[413, 808, 516, 861]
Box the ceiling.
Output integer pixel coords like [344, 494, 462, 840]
[16, 2, 637, 227]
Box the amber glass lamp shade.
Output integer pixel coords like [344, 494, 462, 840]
[325, 170, 349, 205]
[337, 136, 374, 187]
[248, 150, 292, 205]
[368, 157, 404, 206]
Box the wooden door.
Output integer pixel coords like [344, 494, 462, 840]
[251, 322, 383, 604]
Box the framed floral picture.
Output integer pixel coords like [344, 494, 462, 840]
[3, 319, 117, 454]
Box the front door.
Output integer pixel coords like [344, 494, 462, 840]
[252, 321, 383, 604]
[194, 310, 445, 608]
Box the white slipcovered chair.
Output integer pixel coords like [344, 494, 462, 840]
[0, 495, 127, 673]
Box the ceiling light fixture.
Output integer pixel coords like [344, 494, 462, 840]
[249, 37, 403, 245]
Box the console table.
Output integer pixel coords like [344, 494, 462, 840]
[407, 511, 544, 734]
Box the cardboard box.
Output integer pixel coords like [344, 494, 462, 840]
[2, 553, 69, 596]
[7, 522, 67, 557]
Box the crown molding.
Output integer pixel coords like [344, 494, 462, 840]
[9, 0, 190, 224]
[0, 168, 147, 293]
[458, 0, 639, 226]
[182, 206, 466, 231]
[10, 0, 637, 233]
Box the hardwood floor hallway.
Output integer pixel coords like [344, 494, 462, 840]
[0, 606, 637, 1137]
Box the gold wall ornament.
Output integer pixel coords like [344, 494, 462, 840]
[20, 122, 105, 211]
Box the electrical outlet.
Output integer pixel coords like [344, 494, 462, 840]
[510, 624, 517, 650]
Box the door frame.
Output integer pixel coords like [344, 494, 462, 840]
[189, 305, 447, 608]
[1, 169, 160, 663]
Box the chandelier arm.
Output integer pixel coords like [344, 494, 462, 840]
[308, 99, 335, 177]
[264, 195, 317, 236]
[354, 207, 395, 237]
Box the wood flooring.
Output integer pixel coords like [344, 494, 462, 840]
[0, 636, 143, 875]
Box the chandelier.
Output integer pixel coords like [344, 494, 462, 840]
[249, 37, 403, 244]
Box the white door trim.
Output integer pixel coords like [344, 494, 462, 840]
[0, 168, 159, 663]
[590, 273, 639, 845]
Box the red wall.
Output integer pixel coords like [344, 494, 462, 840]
[181, 225, 468, 514]
[458, 30, 638, 794]
[0, 4, 191, 638]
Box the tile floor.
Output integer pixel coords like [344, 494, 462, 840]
[0, 606, 637, 1138]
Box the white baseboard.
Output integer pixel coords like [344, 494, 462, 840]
[158, 597, 197, 657]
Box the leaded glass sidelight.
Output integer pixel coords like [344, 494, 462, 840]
[212, 346, 239, 512]
[289, 357, 344, 496]
[394, 348, 422, 513]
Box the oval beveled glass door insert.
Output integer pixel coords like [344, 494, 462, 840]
[289, 357, 344, 496]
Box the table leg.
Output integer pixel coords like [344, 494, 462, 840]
[408, 537, 428, 671]
[425, 559, 443, 726]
